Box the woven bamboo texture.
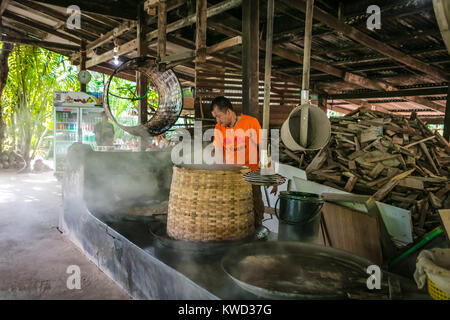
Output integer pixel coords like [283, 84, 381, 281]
[167, 165, 255, 242]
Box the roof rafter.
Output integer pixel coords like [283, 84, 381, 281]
[3, 10, 81, 44]
[279, 0, 449, 82]
[208, 19, 446, 113]
[85, 0, 242, 68]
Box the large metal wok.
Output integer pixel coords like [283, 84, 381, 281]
[221, 242, 389, 300]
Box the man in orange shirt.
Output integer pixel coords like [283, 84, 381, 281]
[210, 96, 265, 227]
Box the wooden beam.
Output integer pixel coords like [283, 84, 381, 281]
[0, 24, 26, 37]
[208, 20, 241, 37]
[167, 34, 195, 49]
[86, 0, 242, 68]
[146, 0, 186, 28]
[207, 36, 241, 54]
[207, 21, 445, 112]
[8, 2, 101, 43]
[327, 87, 448, 100]
[158, 36, 242, 67]
[29, 0, 137, 20]
[14, 0, 107, 37]
[0, 35, 80, 51]
[144, 0, 158, 15]
[280, 0, 449, 82]
[86, 39, 137, 68]
[195, 0, 207, 63]
[146, 0, 241, 44]
[157, 0, 167, 60]
[242, 0, 259, 119]
[3, 11, 80, 44]
[159, 50, 195, 64]
[81, 12, 122, 29]
[89, 64, 136, 82]
[329, 104, 356, 115]
[86, 21, 136, 52]
[0, 0, 11, 16]
[444, 84, 450, 141]
[420, 117, 444, 125]
[209, 20, 344, 78]
[343, 73, 446, 112]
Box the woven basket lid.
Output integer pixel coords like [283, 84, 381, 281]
[175, 164, 249, 171]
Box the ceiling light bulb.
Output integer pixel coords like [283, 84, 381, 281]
[113, 56, 119, 65]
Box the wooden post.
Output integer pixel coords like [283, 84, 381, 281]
[194, 0, 207, 131]
[80, 40, 86, 92]
[157, 0, 167, 70]
[301, 0, 314, 102]
[318, 93, 328, 113]
[261, 0, 274, 168]
[0, 24, 13, 153]
[195, 0, 207, 64]
[444, 84, 450, 141]
[242, 0, 259, 119]
[137, 2, 149, 150]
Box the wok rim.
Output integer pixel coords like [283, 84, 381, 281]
[221, 241, 375, 300]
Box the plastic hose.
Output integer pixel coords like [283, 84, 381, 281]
[389, 228, 443, 268]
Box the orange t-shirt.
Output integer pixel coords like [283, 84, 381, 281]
[213, 114, 262, 171]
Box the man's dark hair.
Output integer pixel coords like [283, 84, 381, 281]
[210, 96, 233, 113]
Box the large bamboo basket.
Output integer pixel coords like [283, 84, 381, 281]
[167, 164, 255, 242]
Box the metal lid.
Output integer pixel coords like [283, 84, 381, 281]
[279, 191, 323, 202]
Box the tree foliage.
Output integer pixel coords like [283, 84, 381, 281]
[1, 44, 164, 167]
[1, 44, 78, 166]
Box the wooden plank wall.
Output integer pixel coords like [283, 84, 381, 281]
[194, 62, 302, 127]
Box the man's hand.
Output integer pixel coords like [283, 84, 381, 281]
[270, 185, 278, 195]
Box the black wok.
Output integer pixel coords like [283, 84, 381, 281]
[221, 241, 389, 300]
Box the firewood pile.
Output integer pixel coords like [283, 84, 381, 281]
[280, 109, 450, 238]
[0, 151, 25, 170]
[32, 159, 52, 173]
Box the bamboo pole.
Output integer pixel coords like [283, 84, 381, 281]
[262, 0, 274, 152]
[299, 0, 314, 148]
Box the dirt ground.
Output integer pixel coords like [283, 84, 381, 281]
[0, 170, 130, 300]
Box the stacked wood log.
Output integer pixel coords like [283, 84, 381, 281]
[0, 151, 24, 170]
[280, 109, 450, 239]
[32, 159, 52, 173]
